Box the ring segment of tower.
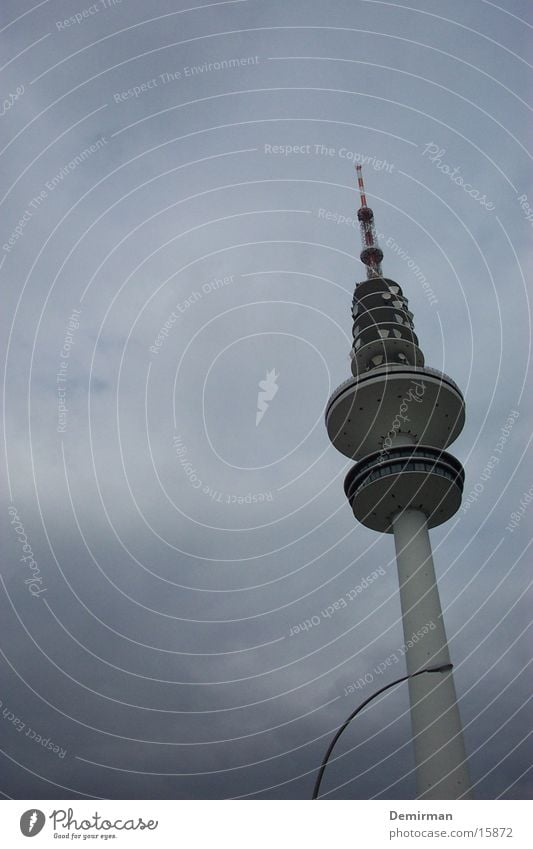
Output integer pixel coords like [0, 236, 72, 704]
[326, 166, 465, 533]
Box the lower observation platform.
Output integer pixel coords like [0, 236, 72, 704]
[344, 445, 465, 532]
[325, 365, 465, 461]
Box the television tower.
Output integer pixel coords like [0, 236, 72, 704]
[325, 165, 472, 799]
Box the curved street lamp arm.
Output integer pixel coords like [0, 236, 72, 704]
[312, 663, 453, 799]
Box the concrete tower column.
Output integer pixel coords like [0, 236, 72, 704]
[393, 509, 472, 799]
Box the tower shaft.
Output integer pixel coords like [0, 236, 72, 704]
[393, 509, 472, 798]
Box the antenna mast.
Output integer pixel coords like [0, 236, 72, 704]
[356, 164, 384, 279]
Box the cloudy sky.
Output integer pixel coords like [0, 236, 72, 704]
[1, 0, 531, 800]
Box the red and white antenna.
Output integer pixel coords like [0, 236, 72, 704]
[355, 164, 384, 279]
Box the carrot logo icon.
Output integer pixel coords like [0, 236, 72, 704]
[20, 809, 45, 836]
[256, 369, 279, 426]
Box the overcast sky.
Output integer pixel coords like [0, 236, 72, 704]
[1, 0, 531, 801]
